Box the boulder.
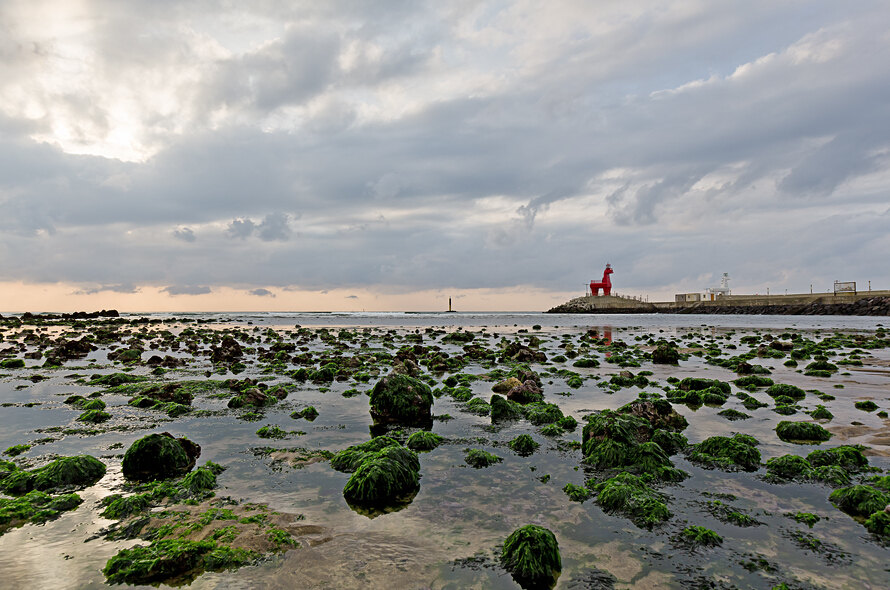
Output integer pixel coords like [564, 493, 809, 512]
[210, 336, 243, 364]
[369, 373, 433, 426]
[121, 433, 200, 482]
[506, 380, 544, 404]
[492, 377, 522, 393]
[501, 525, 561, 588]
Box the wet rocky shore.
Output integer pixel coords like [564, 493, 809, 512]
[548, 295, 890, 316]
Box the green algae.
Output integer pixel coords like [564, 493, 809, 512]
[4, 444, 30, 457]
[591, 472, 671, 528]
[829, 485, 890, 517]
[77, 409, 112, 423]
[103, 538, 257, 585]
[864, 510, 890, 538]
[369, 373, 434, 425]
[464, 448, 502, 468]
[290, 406, 319, 421]
[677, 525, 722, 548]
[854, 400, 879, 412]
[688, 433, 761, 472]
[0, 455, 106, 495]
[806, 445, 869, 472]
[563, 483, 591, 502]
[766, 383, 806, 400]
[775, 421, 832, 443]
[508, 434, 539, 456]
[786, 512, 821, 528]
[809, 405, 834, 420]
[489, 394, 523, 422]
[256, 425, 289, 439]
[342, 446, 421, 509]
[0, 490, 83, 534]
[521, 402, 564, 426]
[405, 431, 444, 451]
[717, 408, 751, 421]
[330, 436, 401, 473]
[122, 434, 193, 482]
[501, 525, 561, 588]
[765, 455, 813, 480]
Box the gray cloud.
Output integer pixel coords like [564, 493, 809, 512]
[0, 2, 888, 299]
[162, 285, 212, 296]
[249, 288, 275, 297]
[173, 227, 196, 242]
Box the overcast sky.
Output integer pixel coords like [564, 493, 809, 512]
[1, 1, 889, 311]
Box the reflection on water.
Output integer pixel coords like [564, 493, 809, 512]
[0, 312, 889, 588]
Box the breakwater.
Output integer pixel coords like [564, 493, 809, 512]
[548, 292, 890, 316]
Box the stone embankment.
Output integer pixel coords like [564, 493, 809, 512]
[548, 296, 890, 316]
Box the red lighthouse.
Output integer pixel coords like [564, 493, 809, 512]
[590, 264, 613, 296]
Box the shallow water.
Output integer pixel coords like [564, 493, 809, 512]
[1, 312, 889, 589]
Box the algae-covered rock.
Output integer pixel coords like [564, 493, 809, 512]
[77, 409, 112, 423]
[103, 538, 255, 585]
[0, 358, 25, 369]
[592, 472, 671, 528]
[775, 421, 832, 444]
[369, 373, 433, 426]
[227, 387, 278, 409]
[766, 383, 806, 400]
[806, 445, 869, 472]
[501, 525, 561, 588]
[0, 455, 106, 495]
[122, 433, 200, 482]
[342, 446, 420, 509]
[688, 433, 761, 471]
[490, 394, 523, 422]
[651, 343, 680, 365]
[508, 434, 540, 456]
[0, 490, 84, 534]
[765, 455, 813, 480]
[330, 436, 401, 473]
[492, 377, 522, 393]
[464, 448, 502, 468]
[865, 510, 890, 538]
[406, 431, 444, 452]
[829, 485, 890, 517]
[563, 483, 591, 502]
[522, 402, 564, 426]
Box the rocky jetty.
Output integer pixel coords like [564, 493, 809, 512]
[548, 295, 890, 316]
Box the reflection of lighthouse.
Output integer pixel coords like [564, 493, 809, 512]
[589, 264, 614, 296]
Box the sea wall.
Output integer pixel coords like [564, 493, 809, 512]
[548, 293, 890, 316]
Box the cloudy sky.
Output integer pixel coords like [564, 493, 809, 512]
[1, 0, 888, 311]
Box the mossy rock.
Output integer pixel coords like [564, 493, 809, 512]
[651, 343, 680, 365]
[122, 433, 199, 482]
[765, 455, 813, 480]
[766, 383, 806, 401]
[563, 483, 591, 502]
[829, 485, 890, 517]
[688, 433, 761, 472]
[464, 448, 502, 468]
[406, 431, 444, 452]
[508, 434, 539, 456]
[592, 472, 670, 528]
[734, 375, 773, 389]
[89, 373, 146, 387]
[717, 408, 751, 421]
[775, 421, 832, 444]
[330, 436, 401, 473]
[0, 455, 106, 495]
[522, 402, 564, 426]
[465, 397, 491, 416]
[77, 409, 112, 423]
[650, 430, 687, 455]
[291, 406, 319, 421]
[501, 525, 561, 588]
[0, 490, 83, 532]
[864, 510, 890, 538]
[102, 538, 255, 585]
[0, 358, 25, 369]
[809, 405, 834, 420]
[855, 400, 879, 412]
[342, 446, 420, 509]
[806, 445, 868, 472]
[369, 373, 433, 426]
[490, 394, 523, 422]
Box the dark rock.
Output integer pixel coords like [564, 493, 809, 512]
[369, 373, 434, 426]
[121, 433, 200, 482]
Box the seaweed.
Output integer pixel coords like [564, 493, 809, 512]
[405, 431, 444, 451]
[490, 394, 523, 422]
[464, 449, 502, 468]
[521, 402, 564, 426]
[0, 455, 106, 495]
[676, 525, 722, 548]
[864, 510, 890, 538]
[563, 483, 592, 502]
[330, 436, 401, 473]
[688, 433, 761, 472]
[775, 421, 832, 444]
[786, 512, 820, 528]
[102, 538, 257, 585]
[0, 490, 83, 534]
[508, 434, 540, 456]
[806, 445, 868, 472]
[501, 525, 561, 588]
[122, 433, 196, 482]
[591, 472, 671, 528]
[829, 485, 890, 517]
[369, 373, 434, 426]
[854, 400, 879, 412]
[717, 408, 751, 421]
[766, 384, 806, 401]
[765, 455, 813, 480]
[342, 446, 421, 508]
